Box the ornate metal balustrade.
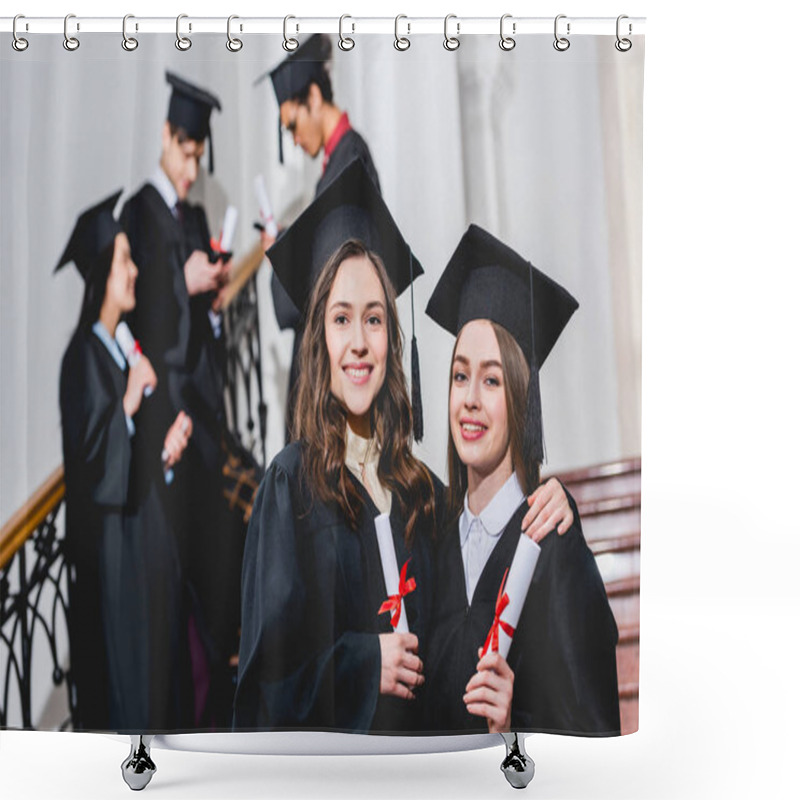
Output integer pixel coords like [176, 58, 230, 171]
[0, 467, 72, 729]
[222, 240, 269, 467]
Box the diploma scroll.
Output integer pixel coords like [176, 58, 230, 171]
[115, 321, 153, 397]
[219, 205, 238, 253]
[255, 174, 279, 238]
[485, 534, 541, 659]
[374, 513, 410, 634]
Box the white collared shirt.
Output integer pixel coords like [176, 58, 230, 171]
[344, 425, 392, 515]
[459, 472, 525, 605]
[150, 165, 179, 217]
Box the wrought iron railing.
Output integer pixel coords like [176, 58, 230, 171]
[221, 241, 269, 467]
[0, 467, 72, 729]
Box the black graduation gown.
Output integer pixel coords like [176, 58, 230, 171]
[271, 126, 381, 441]
[426, 494, 621, 736]
[59, 327, 184, 731]
[121, 185, 243, 706]
[233, 441, 438, 733]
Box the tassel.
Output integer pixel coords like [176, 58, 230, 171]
[208, 130, 215, 175]
[278, 116, 284, 164]
[523, 361, 544, 467]
[411, 335, 423, 443]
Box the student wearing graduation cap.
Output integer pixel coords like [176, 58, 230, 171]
[233, 163, 572, 732]
[233, 160, 437, 733]
[255, 34, 381, 440]
[57, 191, 193, 731]
[424, 225, 621, 736]
[120, 71, 239, 729]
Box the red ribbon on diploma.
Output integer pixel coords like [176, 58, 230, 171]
[480, 567, 515, 658]
[378, 559, 416, 629]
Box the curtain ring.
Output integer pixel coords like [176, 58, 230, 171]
[339, 15, 355, 51]
[499, 14, 516, 51]
[553, 14, 570, 52]
[63, 14, 80, 51]
[175, 14, 192, 51]
[227, 15, 243, 52]
[282, 15, 299, 51]
[394, 15, 410, 51]
[122, 14, 138, 51]
[615, 14, 632, 52]
[443, 14, 460, 51]
[12, 15, 29, 52]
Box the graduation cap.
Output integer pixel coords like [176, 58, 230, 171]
[425, 224, 579, 464]
[54, 189, 123, 280]
[165, 71, 222, 173]
[253, 34, 333, 164]
[267, 157, 427, 440]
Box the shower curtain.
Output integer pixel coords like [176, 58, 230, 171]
[0, 25, 644, 739]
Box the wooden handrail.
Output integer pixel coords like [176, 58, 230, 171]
[0, 466, 65, 571]
[219, 240, 267, 311]
[552, 457, 641, 484]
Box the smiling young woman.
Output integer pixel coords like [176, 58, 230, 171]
[56, 191, 193, 732]
[425, 224, 621, 737]
[233, 165, 439, 734]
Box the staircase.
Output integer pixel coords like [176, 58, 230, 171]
[555, 458, 641, 735]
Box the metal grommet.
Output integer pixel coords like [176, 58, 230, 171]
[443, 14, 460, 51]
[553, 14, 570, 52]
[12, 15, 29, 52]
[175, 14, 192, 51]
[122, 14, 138, 51]
[227, 15, 243, 52]
[63, 14, 80, 51]
[339, 15, 355, 51]
[394, 14, 410, 51]
[615, 14, 632, 52]
[499, 14, 516, 51]
[282, 15, 298, 51]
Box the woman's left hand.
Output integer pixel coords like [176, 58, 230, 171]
[521, 477, 573, 543]
[162, 411, 193, 470]
[463, 649, 514, 733]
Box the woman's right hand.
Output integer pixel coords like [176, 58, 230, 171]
[378, 632, 424, 700]
[162, 411, 193, 470]
[122, 355, 157, 418]
[463, 649, 514, 733]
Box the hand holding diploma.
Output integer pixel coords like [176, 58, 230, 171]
[463, 648, 514, 733]
[122, 351, 157, 418]
[116, 321, 154, 398]
[254, 174, 279, 239]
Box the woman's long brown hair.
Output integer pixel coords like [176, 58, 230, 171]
[292, 239, 436, 546]
[445, 321, 541, 522]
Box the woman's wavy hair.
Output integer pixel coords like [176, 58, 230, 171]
[292, 238, 436, 546]
[445, 321, 541, 522]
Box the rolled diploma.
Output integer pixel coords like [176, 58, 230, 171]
[374, 513, 409, 634]
[115, 321, 153, 397]
[496, 535, 541, 658]
[255, 174, 279, 238]
[219, 205, 238, 252]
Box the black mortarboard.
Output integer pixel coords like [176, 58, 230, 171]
[426, 224, 579, 464]
[253, 34, 333, 164]
[267, 158, 426, 440]
[165, 71, 222, 173]
[54, 189, 123, 280]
